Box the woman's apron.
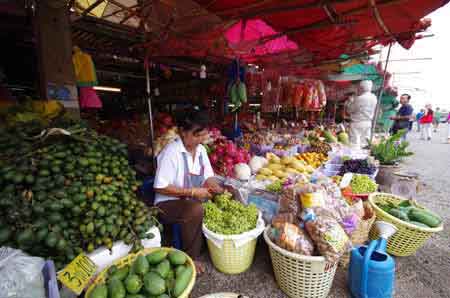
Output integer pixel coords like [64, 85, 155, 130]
[182, 151, 206, 201]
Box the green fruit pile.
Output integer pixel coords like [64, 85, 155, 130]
[0, 122, 158, 268]
[203, 192, 259, 235]
[89, 249, 193, 298]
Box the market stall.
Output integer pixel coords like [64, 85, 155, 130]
[0, 0, 448, 298]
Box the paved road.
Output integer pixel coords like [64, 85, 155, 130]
[192, 127, 450, 298]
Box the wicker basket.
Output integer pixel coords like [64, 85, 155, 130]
[206, 237, 257, 274]
[85, 247, 196, 298]
[339, 210, 376, 267]
[368, 192, 443, 256]
[263, 228, 338, 298]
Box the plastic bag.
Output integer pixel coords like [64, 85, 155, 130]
[270, 223, 315, 255]
[0, 247, 46, 298]
[303, 211, 351, 263]
[271, 212, 299, 227]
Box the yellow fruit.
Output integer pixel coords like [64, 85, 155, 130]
[267, 163, 284, 171]
[273, 169, 288, 178]
[256, 174, 267, 181]
[281, 156, 295, 165]
[258, 168, 273, 176]
[267, 175, 280, 181]
[266, 153, 281, 164]
[286, 168, 300, 174]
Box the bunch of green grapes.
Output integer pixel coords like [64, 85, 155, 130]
[350, 174, 378, 194]
[204, 192, 259, 235]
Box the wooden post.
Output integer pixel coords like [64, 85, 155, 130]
[35, 0, 79, 115]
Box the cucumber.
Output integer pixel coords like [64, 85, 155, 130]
[146, 250, 168, 265]
[387, 208, 409, 221]
[408, 208, 442, 228]
[408, 221, 430, 228]
[173, 266, 193, 297]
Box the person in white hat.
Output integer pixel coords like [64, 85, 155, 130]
[347, 80, 378, 148]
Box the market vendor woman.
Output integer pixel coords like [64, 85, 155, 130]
[153, 108, 223, 269]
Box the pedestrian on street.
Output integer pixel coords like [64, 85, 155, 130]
[433, 107, 442, 132]
[416, 109, 425, 132]
[391, 94, 414, 140]
[420, 104, 434, 141]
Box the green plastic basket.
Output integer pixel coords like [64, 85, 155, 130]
[368, 192, 443, 256]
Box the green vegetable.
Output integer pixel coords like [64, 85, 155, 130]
[108, 278, 126, 298]
[388, 208, 409, 221]
[109, 266, 129, 281]
[408, 208, 442, 228]
[125, 295, 145, 298]
[90, 284, 107, 298]
[134, 255, 150, 275]
[408, 221, 430, 228]
[154, 259, 171, 279]
[173, 266, 193, 297]
[175, 265, 186, 277]
[143, 272, 166, 296]
[124, 274, 143, 294]
[368, 130, 413, 165]
[168, 251, 187, 266]
[146, 250, 168, 265]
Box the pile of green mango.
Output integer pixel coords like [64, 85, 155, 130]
[90, 249, 193, 298]
[0, 121, 158, 268]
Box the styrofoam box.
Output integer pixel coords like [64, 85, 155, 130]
[87, 226, 161, 274]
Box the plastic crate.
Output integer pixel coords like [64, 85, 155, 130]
[42, 260, 60, 298]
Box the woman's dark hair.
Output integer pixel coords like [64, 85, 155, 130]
[176, 107, 210, 133]
[401, 93, 411, 100]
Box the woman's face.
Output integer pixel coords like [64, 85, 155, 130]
[182, 128, 209, 149]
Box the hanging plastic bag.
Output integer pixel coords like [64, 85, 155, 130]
[0, 247, 46, 298]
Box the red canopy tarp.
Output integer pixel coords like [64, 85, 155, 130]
[129, 0, 449, 69]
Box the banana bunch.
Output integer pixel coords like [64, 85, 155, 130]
[296, 152, 328, 168]
[256, 153, 313, 181]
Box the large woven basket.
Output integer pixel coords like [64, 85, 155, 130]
[85, 247, 196, 298]
[263, 227, 338, 298]
[368, 193, 443, 256]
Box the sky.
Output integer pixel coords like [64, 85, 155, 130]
[378, 3, 450, 112]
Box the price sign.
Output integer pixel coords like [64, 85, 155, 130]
[57, 253, 97, 295]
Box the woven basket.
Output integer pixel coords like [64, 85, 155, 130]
[85, 247, 195, 298]
[339, 211, 376, 268]
[206, 237, 257, 274]
[263, 228, 338, 298]
[368, 192, 443, 256]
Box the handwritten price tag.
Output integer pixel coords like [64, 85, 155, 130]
[57, 253, 97, 295]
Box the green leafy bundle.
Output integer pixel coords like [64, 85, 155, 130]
[369, 130, 413, 165]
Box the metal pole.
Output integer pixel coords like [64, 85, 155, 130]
[370, 43, 393, 142]
[146, 61, 156, 171]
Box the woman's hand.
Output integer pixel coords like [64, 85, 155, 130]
[191, 187, 213, 200]
[203, 178, 224, 194]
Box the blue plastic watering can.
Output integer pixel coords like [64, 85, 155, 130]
[349, 221, 397, 298]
